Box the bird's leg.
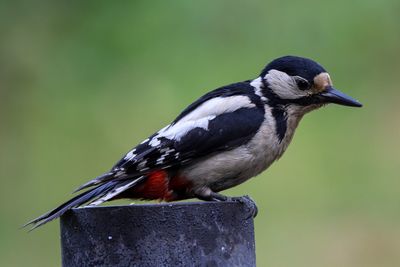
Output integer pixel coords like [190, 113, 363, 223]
[193, 187, 225, 201]
[193, 187, 258, 218]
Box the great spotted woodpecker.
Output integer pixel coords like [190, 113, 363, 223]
[25, 55, 362, 229]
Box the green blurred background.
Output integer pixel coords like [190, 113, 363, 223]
[1, 0, 399, 266]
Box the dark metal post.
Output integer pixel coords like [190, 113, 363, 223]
[60, 201, 256, 267]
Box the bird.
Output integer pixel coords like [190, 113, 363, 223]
[25, 55, 362, 230]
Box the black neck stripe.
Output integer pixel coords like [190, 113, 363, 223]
[271, 107, 287, 143]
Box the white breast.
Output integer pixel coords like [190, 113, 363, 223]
[181, 105, 303, 192]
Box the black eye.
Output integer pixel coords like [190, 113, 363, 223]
[295, 77, 310, 91]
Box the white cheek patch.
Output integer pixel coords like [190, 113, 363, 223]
[265, 70, 308, 99]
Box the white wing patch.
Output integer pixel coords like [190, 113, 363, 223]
[149, 137, 162, 147]
[148, 95, 255, 146]
[177, 95, 255, 123]
[124, 149, 137, 160]
[148, 125, 170, 147]
[158, 116, 215, 141]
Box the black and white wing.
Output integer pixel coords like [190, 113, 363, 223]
[25, 81, 267, 230]
[117, 82, 265, 170]
[78, 82, 266, 190]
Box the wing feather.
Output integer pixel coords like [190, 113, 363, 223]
[114, 83, 265, 177]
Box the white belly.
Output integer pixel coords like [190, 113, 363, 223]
[180, 105, 301, 192]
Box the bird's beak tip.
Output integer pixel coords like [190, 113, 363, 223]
[320, 86, 362, 108]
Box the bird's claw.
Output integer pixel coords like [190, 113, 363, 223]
[229, 195, 258, 219]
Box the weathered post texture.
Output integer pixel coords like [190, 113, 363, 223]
[60, 201, 256, 267]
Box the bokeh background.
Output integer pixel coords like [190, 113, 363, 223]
[1, 0, 399, 266]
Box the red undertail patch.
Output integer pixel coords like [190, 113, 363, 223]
[132, 170, 171, 200]
[113, 170, 193, 201]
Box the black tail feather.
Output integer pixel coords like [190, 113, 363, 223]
[72, 172, 114, 193]
[24, 180, 120, 231]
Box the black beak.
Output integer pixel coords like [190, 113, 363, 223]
[319, 86, 362, 107]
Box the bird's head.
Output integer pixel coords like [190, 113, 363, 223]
[256, 56, 362, 113]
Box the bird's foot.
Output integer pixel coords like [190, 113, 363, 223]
[209, 192, 258, 218]
[194, 189, 258, 219]
[228, 195, 258, 219]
